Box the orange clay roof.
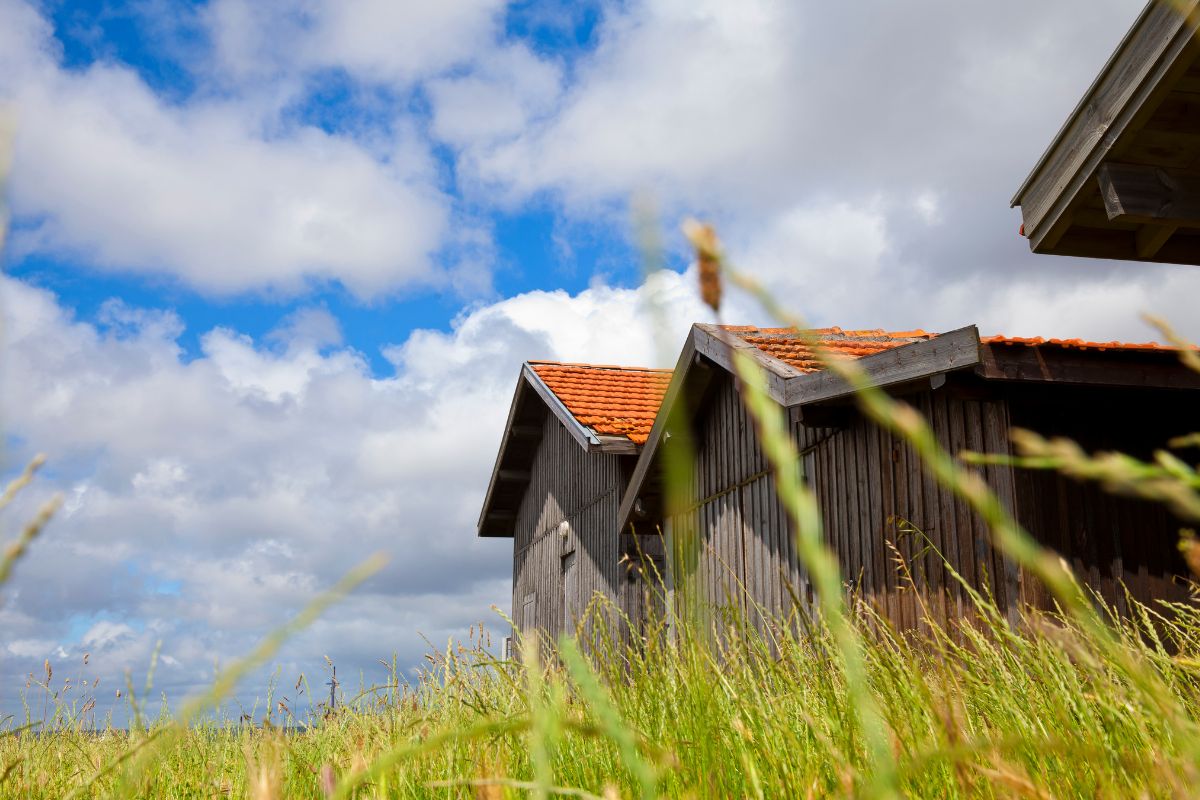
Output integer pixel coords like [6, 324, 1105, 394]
[529, 361, 672, 446]
[721, 326, 937, 372]
[982, 335, 1182, 353]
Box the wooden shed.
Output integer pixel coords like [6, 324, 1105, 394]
[1014, 0, 1200, 264]
[478, 361, 671, 645]
[618, 324, 1200, 632]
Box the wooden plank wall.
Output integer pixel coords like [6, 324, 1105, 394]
[511, 413, 635, 646]
[802, 388, 1019, 632]
[665, 377, 812, 630]
[662, 374, 1197, 637]
[665, 375, 1020, 634]
[1007, 387, 1194, 615]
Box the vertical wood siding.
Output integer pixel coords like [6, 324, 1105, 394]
[801, 389, 1019, 632]
[660, 374, 1195, 635]
[665, 375, 1020, 632]
[665, 377, 812, 629]
[511, 414, 636, 645]
[1007, 387, 1193, 615]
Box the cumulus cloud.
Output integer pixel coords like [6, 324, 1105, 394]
[0, 269, 721, 708]
[426, 44, 563, 149]
[431, 0, 1200, 341]
[0, 0, 456, 298]
[204, 0, 506, 85]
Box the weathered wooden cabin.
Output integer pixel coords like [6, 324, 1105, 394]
[617, 323, 1200, 631]
[1014, 0, 1200, 264]
[478, 361, 670, 644]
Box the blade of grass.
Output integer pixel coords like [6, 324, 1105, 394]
[103, 553, 387, 798]
[559, 637, 657, 800]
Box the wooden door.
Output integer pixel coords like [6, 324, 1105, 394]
[562, 551, 578, 634]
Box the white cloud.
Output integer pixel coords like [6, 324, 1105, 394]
[465, 0, 798, 208]
[0, 268, 721, 705]
[427, 44, 563, 148]
[81, 621, 136, 649]
[0, 0, 455, 298]
[431, 0, 1195, 344]
[205, 0, 506, 85]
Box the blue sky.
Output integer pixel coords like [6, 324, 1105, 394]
[10, 0, 648, 375]
[4, 0, 1196, 720]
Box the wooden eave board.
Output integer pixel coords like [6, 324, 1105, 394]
[615, 330, 704, 532]
[977, 343, 1200, 389]
[1013, 0, 1200, 264]
[783, 326, 981, 406]
[616, 325, 983, 531]
[477, 364, 646, 537]
[476, 373, 546, 538]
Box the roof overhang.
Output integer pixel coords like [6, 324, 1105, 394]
[476, 364, 640, 538]
[1013, 0, 1200, 264]
[616, 324, 982, 532]
[615, 323, 1200, 532]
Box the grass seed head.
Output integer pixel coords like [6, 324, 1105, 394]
[683, 218, 722, 313]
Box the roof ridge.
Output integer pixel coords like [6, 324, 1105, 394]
[528, 360, 671, 373]
[719, 324, 934, 341]
[982, 334, 1187, 351]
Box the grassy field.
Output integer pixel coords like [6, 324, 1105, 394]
[4, 145, 1200, 795]
[5, 585, 1200, 799]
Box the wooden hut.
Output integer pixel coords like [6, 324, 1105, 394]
[1014, 0, 1200, 264]
[617, 324, 1200, 631]
[478, 361, 671, 645]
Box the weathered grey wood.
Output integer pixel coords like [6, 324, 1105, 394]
[615, 331, 707, 532]
[594, 435, 640, 454]
[1098, 162, 1200, 224]
[510, 413, 637, 646]
[783, 326, 982, 407]
[693, 324, 801, 404]
[1136, 221, 1179, 257]
[977, 343, 1200, 389]
[478, 374, 541, 536]
[1006, 385, 1194, 616]
[511, 424, 542, 438]
[522, 365, 601, 451]
[1013, 0, 1200, 250]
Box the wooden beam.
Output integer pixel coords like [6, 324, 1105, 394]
[692, 324, 803, 405]
[510, 424, 541, 438]
[479, 509, 517, 538]
[782, 325, 981, 407]
[1136, 221, 1179, 257]
[1098, 162, 1200, 225]
[476, 372, 540, 537]
[793, 404, 851, 429]
[592, 435, 639, 455]
[522, 365, 599, 452]
[616, 331, 710, 532]
[1013, 1, 1200, 250]
[977, 344, 1200, 390]
[497, 469, 531, 482]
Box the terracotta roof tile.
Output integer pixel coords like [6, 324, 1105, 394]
[981, 335, 1181, 353]
[722, 325, 936, 372]
[529, 329, 1191, 450]
[530, 361, 672, 445]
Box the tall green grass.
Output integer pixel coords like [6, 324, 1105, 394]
[5, 583, 1200, 798]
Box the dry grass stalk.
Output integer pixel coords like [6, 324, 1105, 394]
[682, 219, 722, 314]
